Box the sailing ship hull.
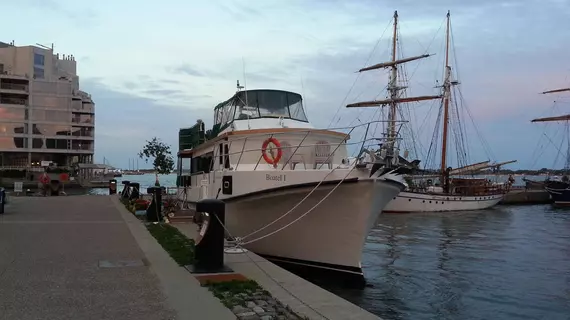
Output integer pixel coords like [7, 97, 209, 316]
[180, 170, 404, 283]
[523, 178, 545, 190]
[545, 181, 570, 206]
[383, 191, 504, 213]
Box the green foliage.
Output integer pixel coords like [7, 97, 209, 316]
[146, 223, 195, 265]
[138, 137, 175, 175]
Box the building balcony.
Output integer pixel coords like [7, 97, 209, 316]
[71, 119, 94, 126]
[0, 72, 29, 81]
[0, 97, 27, 106]
[0, 83, 29, 94]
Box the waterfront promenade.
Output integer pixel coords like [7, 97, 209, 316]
[0, 195, 234, 320]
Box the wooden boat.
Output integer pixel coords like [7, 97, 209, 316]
[346, 11, 514, 213]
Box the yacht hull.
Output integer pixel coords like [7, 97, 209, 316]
[180, 169, 404, 282]
[224, 178, 402, 279]
[545, 181, 570, 206]
[383, 191, 504, 213]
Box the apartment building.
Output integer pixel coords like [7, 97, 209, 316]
[0, 41, 94, 167]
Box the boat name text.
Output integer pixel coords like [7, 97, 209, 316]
[266, 174, 286, 182]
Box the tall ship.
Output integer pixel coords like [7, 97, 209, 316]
[531, 87, 570, 206]
[346, 11, 514, 213]
[176, 86, 406, 282]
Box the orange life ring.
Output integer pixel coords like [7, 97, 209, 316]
[261, 138, 283, 165]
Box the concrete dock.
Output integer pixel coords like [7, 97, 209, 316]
[175, 222, 380, 320]
[0, 195, 235, 320]
[500, 189, 551, 205]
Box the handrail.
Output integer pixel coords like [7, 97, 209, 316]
[177, 120, 408, 175]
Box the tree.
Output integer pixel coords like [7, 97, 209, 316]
[138, 137, 175, 180]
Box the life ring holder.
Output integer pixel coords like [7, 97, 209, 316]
[261, 137, 283, 165]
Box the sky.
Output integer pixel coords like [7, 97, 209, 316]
[1, 0, 570, 170]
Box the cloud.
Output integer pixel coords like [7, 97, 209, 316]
[172, 64, 205, 77]
[4, 0, 568, 169]
[17, 0, 99, 27]
[82, 79, 212, 168]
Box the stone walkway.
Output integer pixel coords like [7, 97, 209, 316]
[0, 196, 179, 320]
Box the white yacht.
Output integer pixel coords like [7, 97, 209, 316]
[176, 87, 405, 281]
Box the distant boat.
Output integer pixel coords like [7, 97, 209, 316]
[349, 11, 514, 213]
[531, 87, 570, 206]
[124, 170, 145, 175]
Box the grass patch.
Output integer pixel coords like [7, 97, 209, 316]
[146, 223, 195, 265]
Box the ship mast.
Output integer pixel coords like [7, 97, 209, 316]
[440, 10, 452, 176]
[388, 11, 399, 142]
[346, 11, 441, 157]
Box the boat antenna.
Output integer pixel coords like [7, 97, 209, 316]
[242, 57, 248, 102]
[301, 76, 307, 112]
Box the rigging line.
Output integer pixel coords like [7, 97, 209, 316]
[399, 17, 446, 162]
[455, 90, 471, 162]
[240, 133, 370, 244]
[240, 166, 358, 246]
[452, 90, 469, 165]
[542, 132, 567, 166]
[347, 82, 391, 127]
[327, 18, 394, 128]
[390, 23, 446, 162]
[457, 89, 495, 160]
[239, 126, 358, 241]
[425, 100, 443, 170]
[417, 99, 439, 139]
[450, 20, 494, 162]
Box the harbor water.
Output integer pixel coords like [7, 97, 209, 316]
[111, 174, 569, 319]
[324, 205, 570, 320]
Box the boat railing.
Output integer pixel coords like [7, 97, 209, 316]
[208, 120, 403, 171]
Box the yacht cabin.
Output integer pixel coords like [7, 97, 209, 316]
[176, 89, 350, 188]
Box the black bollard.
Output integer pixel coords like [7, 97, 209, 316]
[146, 187, 162, 222]
[186, 199, 233, 274]
[121, 181, 130, 199]
[129, 182, 140, 200]
[109, 179, 117, 195]
[0, 187, 5, 214]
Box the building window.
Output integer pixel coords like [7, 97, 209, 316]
[33, 67, 44, 79]
[34, 53, 45, 66]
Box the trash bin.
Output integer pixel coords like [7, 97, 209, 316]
[109, 179, 117, 195]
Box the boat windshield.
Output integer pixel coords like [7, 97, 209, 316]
[214, 90, 308, 126]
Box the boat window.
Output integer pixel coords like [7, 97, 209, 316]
[218, 144, 223, 165]
[224, 144, 230, 169]
[288, 92, 307, 122]
[181, 157, 191, 175]
[214, 90, 309, 126]
[257, 90, 290, 118]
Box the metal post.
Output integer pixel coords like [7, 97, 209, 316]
[186, 198, 233, 274]
[145, 187, 162, 222]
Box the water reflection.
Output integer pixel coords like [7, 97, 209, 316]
[323, 206, 570, 320]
